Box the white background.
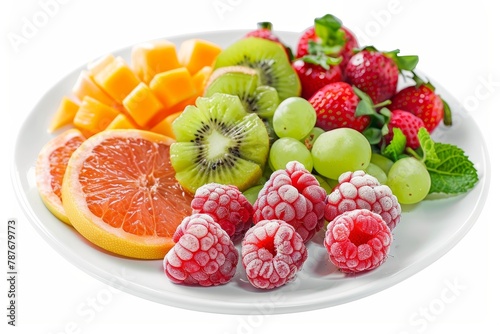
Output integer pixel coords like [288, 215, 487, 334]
[2, 0, 499, 333]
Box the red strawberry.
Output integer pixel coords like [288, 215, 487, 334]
[296, 26, 316, 59]
[390, 82, 451, 133]
[385, 109, 425, 149]
[344, 47, 419, 104]
[308, 82, 371, 132]
[292, 59, 343, 100]
[296, 17, 358, 70]
[245, 21, 281, 42]
[245, 22, 293, 61]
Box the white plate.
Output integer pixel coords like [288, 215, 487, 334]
[13, 30, 490, 314]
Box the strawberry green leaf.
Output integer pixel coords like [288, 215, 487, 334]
[314, 14, 345, 48]
[301, 51, 342, 70]
[354, 88, 391, 145]
[257, 21, 273, 30]
[363, 127, 382, 145]
[382, 128, 406, 161]
[442, 97, 453, 126]
[383, 49, 419, 72]
[378, 107, 391, 136]
[355, 99, 376, 116]
[394, 55, 419, 71]
[424, 143, 478, 194]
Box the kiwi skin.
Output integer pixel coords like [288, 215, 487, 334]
[170, 93, 270, 193]
[214, 37, 301, 101]
[204, 65, 258, 88]
[204, 65, 280, 119]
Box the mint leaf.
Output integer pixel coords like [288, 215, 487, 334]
[382, 128, 406, 161]
[424, 143, 478, 194]
[417, 128, 440, 164]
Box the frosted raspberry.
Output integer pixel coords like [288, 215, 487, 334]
[253, 161, 327, 242]
[324, 209, 392, 273]
[191, 183, 253, 241]
[163, 214, 238, 286]
[242, 219, 307, 289]
[325, 170, 401, 230]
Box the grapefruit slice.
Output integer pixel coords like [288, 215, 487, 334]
[36, 128, 86, 224]
[61, 129, 193, 259]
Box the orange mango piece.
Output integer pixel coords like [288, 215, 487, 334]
[149, 111, 183, 138]
[72, 71, 117, 107]
[87, 54, 116, 79]
[93, 57, 141, 103]
[106, 114, 139, 130]
[48, 96, 80, 132]
[192, 66, 213, 94]
[73, 96, 120, 135]
[131, 40, 181, 84]
[149, 67, 197, 108]
[123, 82, 165, 127]
[178, 39, 222, 75]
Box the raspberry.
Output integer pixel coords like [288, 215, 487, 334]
[325, 170, 401, 231]
[324, 209, 392, 273]
[242, 219, 307, 289]
[253, 161, 327, 243]
[163, 214, 238, 286]
[191, 183, 253, 241]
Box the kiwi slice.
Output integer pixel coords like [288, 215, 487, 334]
[204, 66, 279, 119]
[170, 93, 270, 193]
[214, 37, 301, 101]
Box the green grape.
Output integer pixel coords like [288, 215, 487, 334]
[311, 128, 371, 180]
[365, 163, 388, 184]
[269, 137, 313, 171]
[325, 177, 339, 190]
[370, 153, 394, 175]
[243, 184, 264, 205]
[302, 127, 325, 150]
[386, 157, 431, 205]
[272, 97, 316, 140]
[313, 174, 333, 194]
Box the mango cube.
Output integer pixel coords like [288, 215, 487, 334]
[192, 66, 213, 94]
[123, 82, 165, 127]
[106, 114, 139, 130]
[131, 40, 181, 84]
[73, 96, 120, 135]
[48, 96, 80, 132]
[93, 57, 141, 103]
[178, 39, 222, 75]
[149, 67, 197, 108]
[72, 71, 117, 107]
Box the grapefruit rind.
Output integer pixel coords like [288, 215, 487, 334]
[35, 128, 86, 225]
[62, 129, 186, 259]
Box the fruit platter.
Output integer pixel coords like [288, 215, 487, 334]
[13, 15, 489, 314]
